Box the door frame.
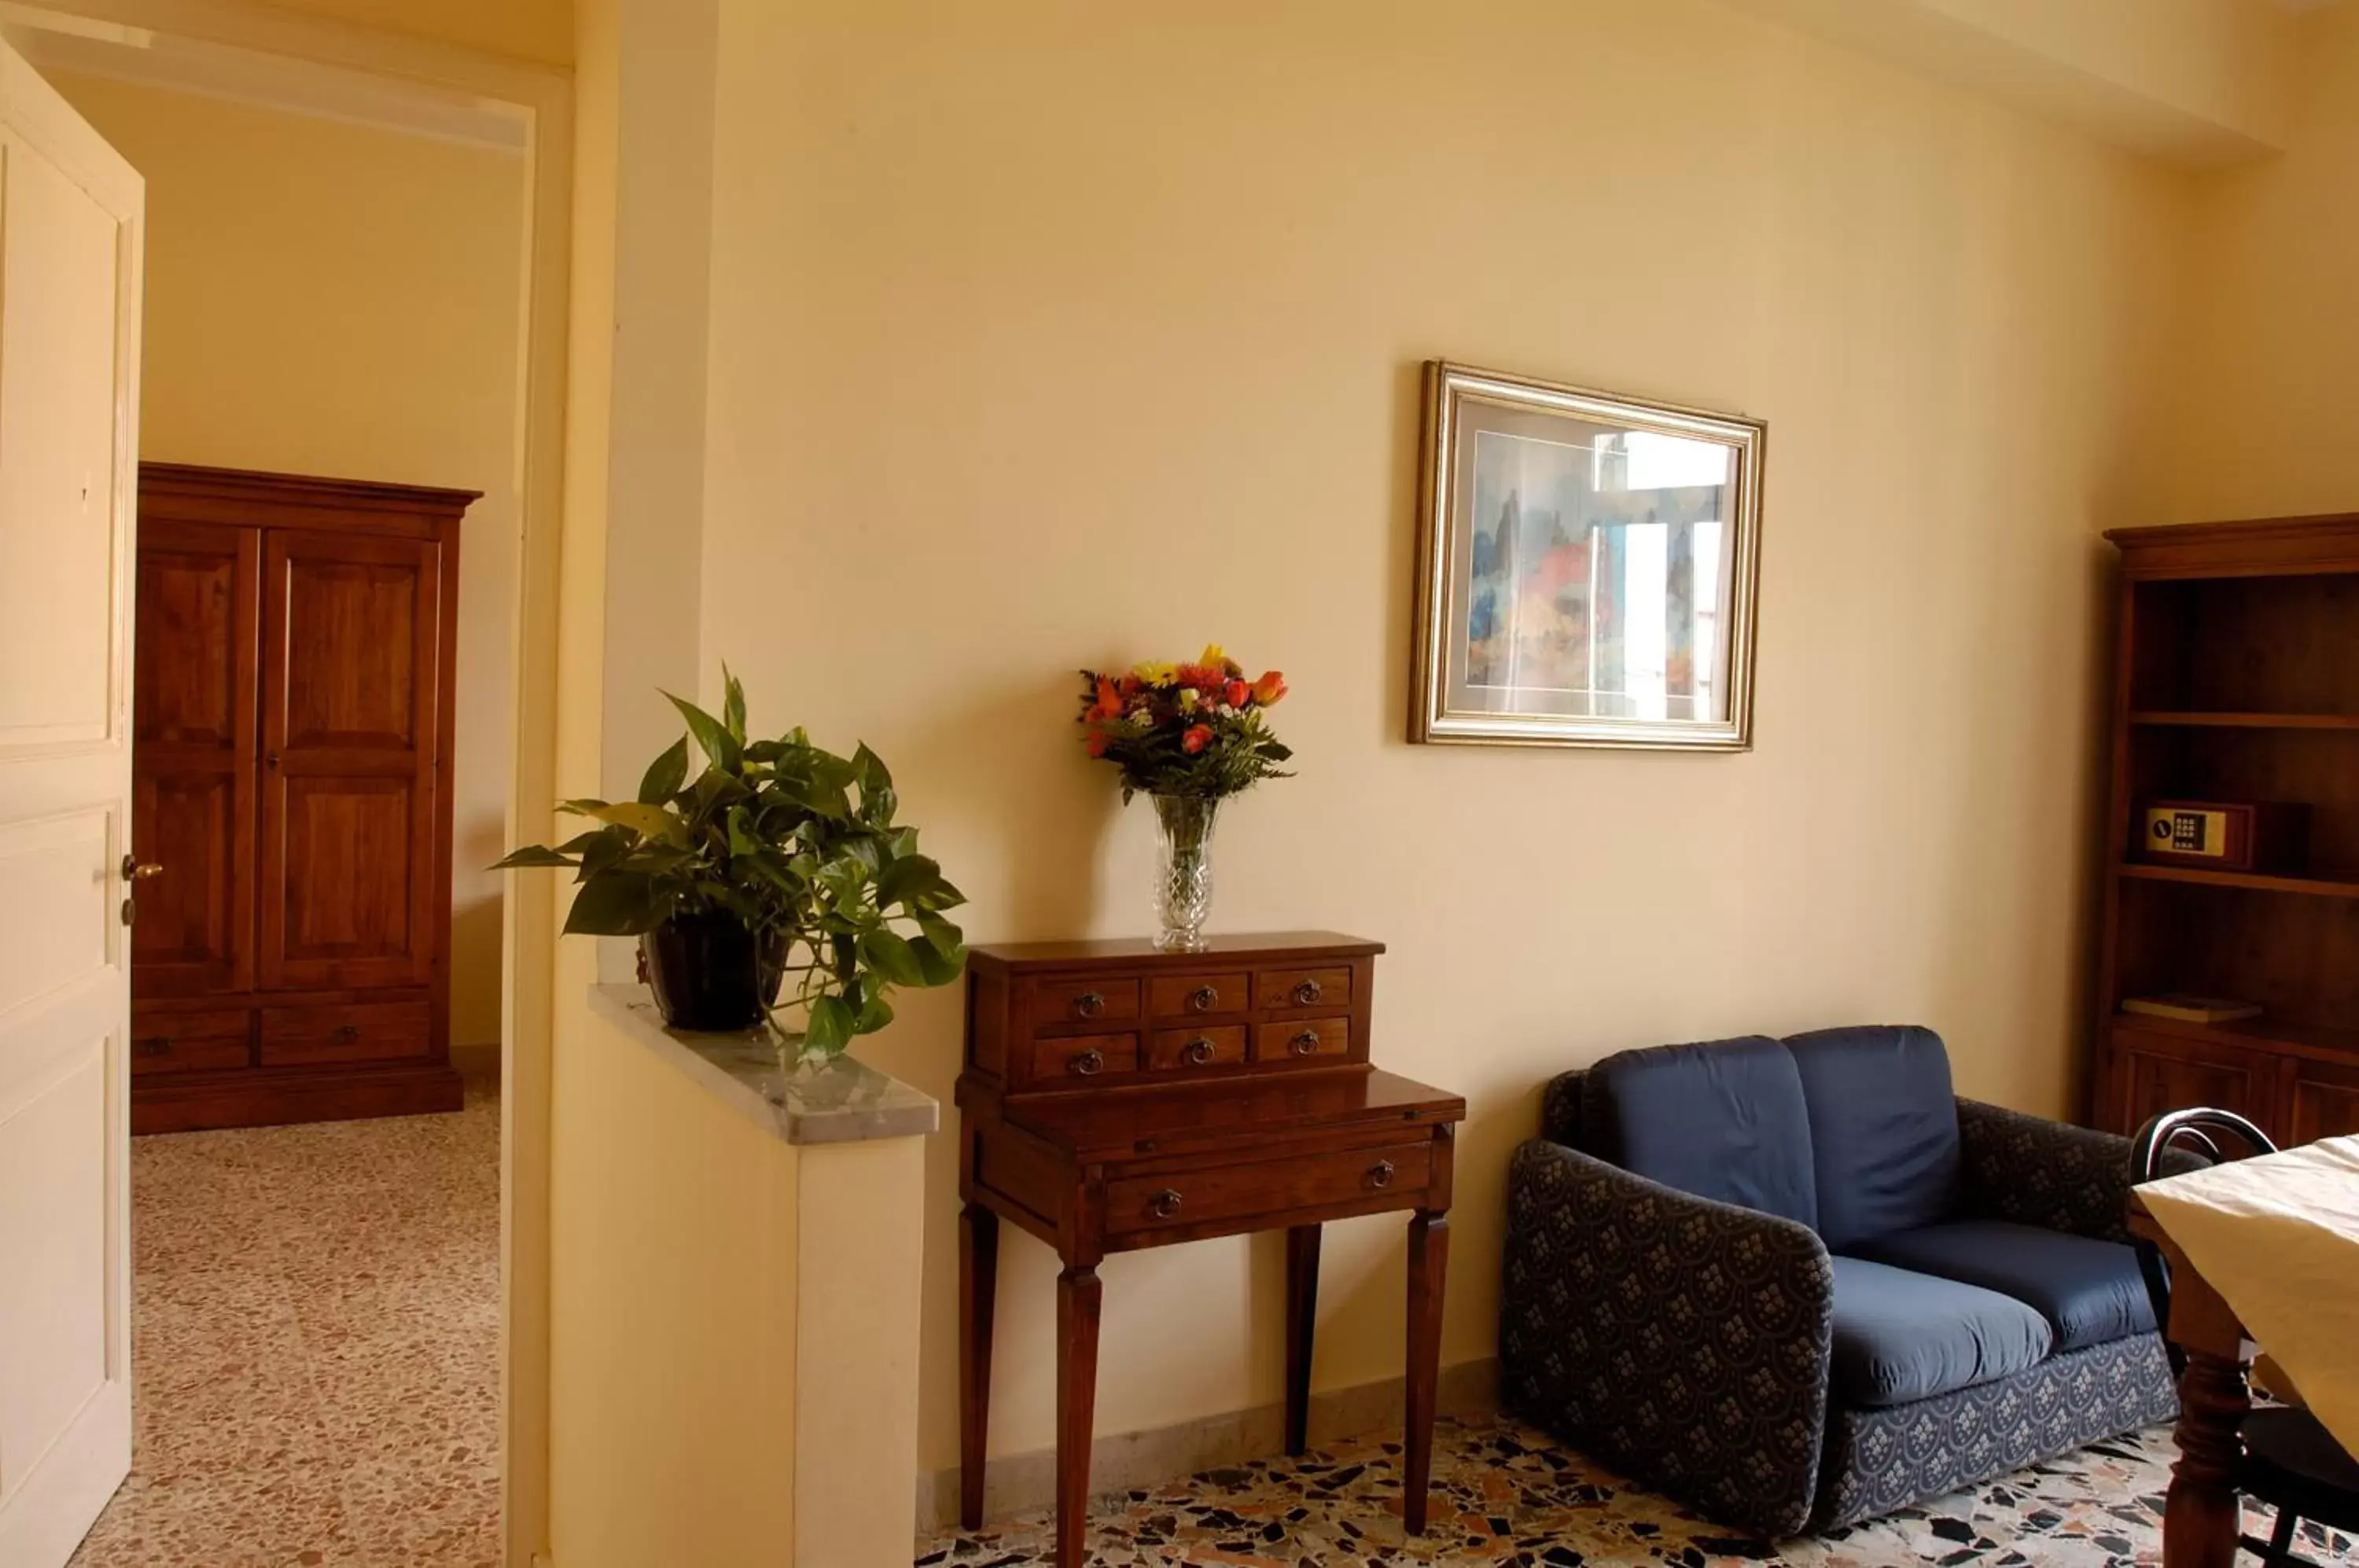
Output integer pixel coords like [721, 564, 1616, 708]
[3, 6, 570, 1562]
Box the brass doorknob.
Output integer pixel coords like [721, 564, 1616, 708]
[1150, 1188, 1183, 1219]
[121, 856, 164, 881]
[1368, 1159, 1396, 1189]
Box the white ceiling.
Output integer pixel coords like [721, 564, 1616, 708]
[0, 2, 528, 153]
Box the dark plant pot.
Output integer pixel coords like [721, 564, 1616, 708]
[639, 911, 785, 1032]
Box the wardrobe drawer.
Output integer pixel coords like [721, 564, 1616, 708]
[130, 1009, 252, 1076]
[259, 1000, 432, 1066]
[1106, 1139, 1429, 1238]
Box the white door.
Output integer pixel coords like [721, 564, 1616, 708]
[0, 31, 143, 1568]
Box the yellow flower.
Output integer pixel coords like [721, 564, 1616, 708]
[1199, 642, 1227, 669]
[1132, 661, 1179, 686]
[1177, 687, 1200, 712]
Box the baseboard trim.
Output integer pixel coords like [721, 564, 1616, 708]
[451, 1040, 502, 1080]
[916, 1356, 1498, 1533]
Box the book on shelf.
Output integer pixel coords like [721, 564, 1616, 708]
[2121, 992, 2263, 1025]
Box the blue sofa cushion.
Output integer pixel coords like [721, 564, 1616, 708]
[1786, 1025, 1960, 1250]
[1846, 1220, 2157, 1353]
[1584, 1037, 1816, 1228]
[1828, 1257, 2054, 1408]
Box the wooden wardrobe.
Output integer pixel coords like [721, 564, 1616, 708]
[130, 463, 473, 1133]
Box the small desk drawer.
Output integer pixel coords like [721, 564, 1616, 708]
[131, 1010, 251, 1076]
[1026, 1032, 1139, 1082]
[1148, 1024, 1247, 1072]
[1255, 966, 1351, 1013]
[1148, 971, 1249, 1021]
[1253, 1015, 1350, 1064]
[260, 1001, 432, 1066]
[1032, 977, 1140, 1028]
[1107, 1139, 1429, 1236]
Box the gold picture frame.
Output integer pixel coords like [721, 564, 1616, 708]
[1410, 361, 1765, 750]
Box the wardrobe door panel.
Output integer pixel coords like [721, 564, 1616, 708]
[131, 521, 257, 997]
[258, 530, 440, 991]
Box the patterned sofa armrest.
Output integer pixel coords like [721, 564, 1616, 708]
[1955, 1097, 2144, 1242]
[1500, 1138, 1835, 1540]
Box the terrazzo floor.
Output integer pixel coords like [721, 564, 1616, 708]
[69, 1078, 501, 1568]
[918, 1412, 2359, 1566]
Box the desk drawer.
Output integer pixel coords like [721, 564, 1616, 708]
[1255, 966, 1351, 1013]
[131, 1009, 252, 1076]
[1253, 1015, 1351, 1064]
[1106, 1139, 1429, 1236]
[1031, 977, 1139, 1029]
[1025, 1031, 1139, 1083]
[1148, 1024, 1247, 1072]
[1148, 971, 1249, 1021]
[259, 1000, 432, 1066]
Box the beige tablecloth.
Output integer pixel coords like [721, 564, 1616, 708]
[2140, 1135, 2359, 1455]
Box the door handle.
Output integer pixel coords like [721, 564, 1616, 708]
[121, 855, 164, 881]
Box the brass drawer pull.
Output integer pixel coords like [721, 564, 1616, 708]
[1069, 1047, 1105, 1076]
[1368, 1159, 1396, 1189]
[1074, 991, 1106, 1019]
[1187, 984, 1218, 1013]
[1150, 1188, 1183, 1219]
[135, 1036, 171, 1058]
[1291, 979, 1323, 1006]
[1184, 1036, 1216, 1065]
[1290, 1029, 1320, 1056]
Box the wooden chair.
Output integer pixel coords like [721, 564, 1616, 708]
[2131, 1110, 2359, 1566]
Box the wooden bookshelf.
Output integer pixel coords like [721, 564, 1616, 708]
[2093, 515, 2359, 1146]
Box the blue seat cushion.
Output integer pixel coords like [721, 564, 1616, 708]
[1785, 1025, 1960, 1250]
[1846, 1220, 2157, 1353]
[1584, 1036, 1816, 1229]
[1828, 1257, 2054, 1408]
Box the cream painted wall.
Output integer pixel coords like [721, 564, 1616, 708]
[2172, 2, 2359, 518]
[51, 69, 530, 1049]
[694, 0, 2192, 1477]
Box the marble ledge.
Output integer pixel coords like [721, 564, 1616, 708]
[586, 983, 939, 1147]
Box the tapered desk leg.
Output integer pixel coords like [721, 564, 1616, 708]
[2165, 1348, 2247, 1568]
[958, 1202, 999, 1531]
[1403, 1209, 1449, 1535]
[1056, 1264, 1103, 1568]
[1285, 1224, 1323, 1456]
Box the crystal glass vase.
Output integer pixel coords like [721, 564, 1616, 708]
[1150, 793, 1220, 952]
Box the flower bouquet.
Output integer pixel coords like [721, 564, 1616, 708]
[1077, 646, 1291, 949]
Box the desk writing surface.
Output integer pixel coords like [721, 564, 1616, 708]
[970, 930, 1384, 966]
[999, 1066, 1463, 1158]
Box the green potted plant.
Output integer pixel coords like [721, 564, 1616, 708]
[494, 671, 966, 1060]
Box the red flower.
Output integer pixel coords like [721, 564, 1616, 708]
[1087, 675, 1122, 722]
[1117, 674, 1142, 698]
[1175, 663, 1224, 693]
[1182, 723, 1213, 754]
[1085, 731, 1109, 757]
[1224, 679, 1249, 709]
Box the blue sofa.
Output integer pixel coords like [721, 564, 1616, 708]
[1500, 1026, 2177, 1539]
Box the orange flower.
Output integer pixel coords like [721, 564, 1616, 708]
[1224, 679, 1249, 709]
[1251, 670, 1287, 706]
[1182, 723, 1213, 754]
[1088, 675, 1122, 722]
[1085, 731, 1109, 757]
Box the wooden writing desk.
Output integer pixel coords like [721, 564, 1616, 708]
[2129, 1192, 2251, 1568]
[955, 933, 1465, 1567]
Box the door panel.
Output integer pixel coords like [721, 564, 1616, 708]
[258, 530, 440, 991]
[2286, 1060, 2359, 1147]
[130, 520, 256, 997]
[0, 33, 141, 1566]
[2107, 1025, 2276, 1140]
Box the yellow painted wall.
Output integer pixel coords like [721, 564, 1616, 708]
[694, 0, 2192, 1476]
[2173, 2, 2359, 519]
[51, 71, 530, 1050]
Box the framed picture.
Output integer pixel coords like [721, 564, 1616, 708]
[1410, 361, 1765, 750]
